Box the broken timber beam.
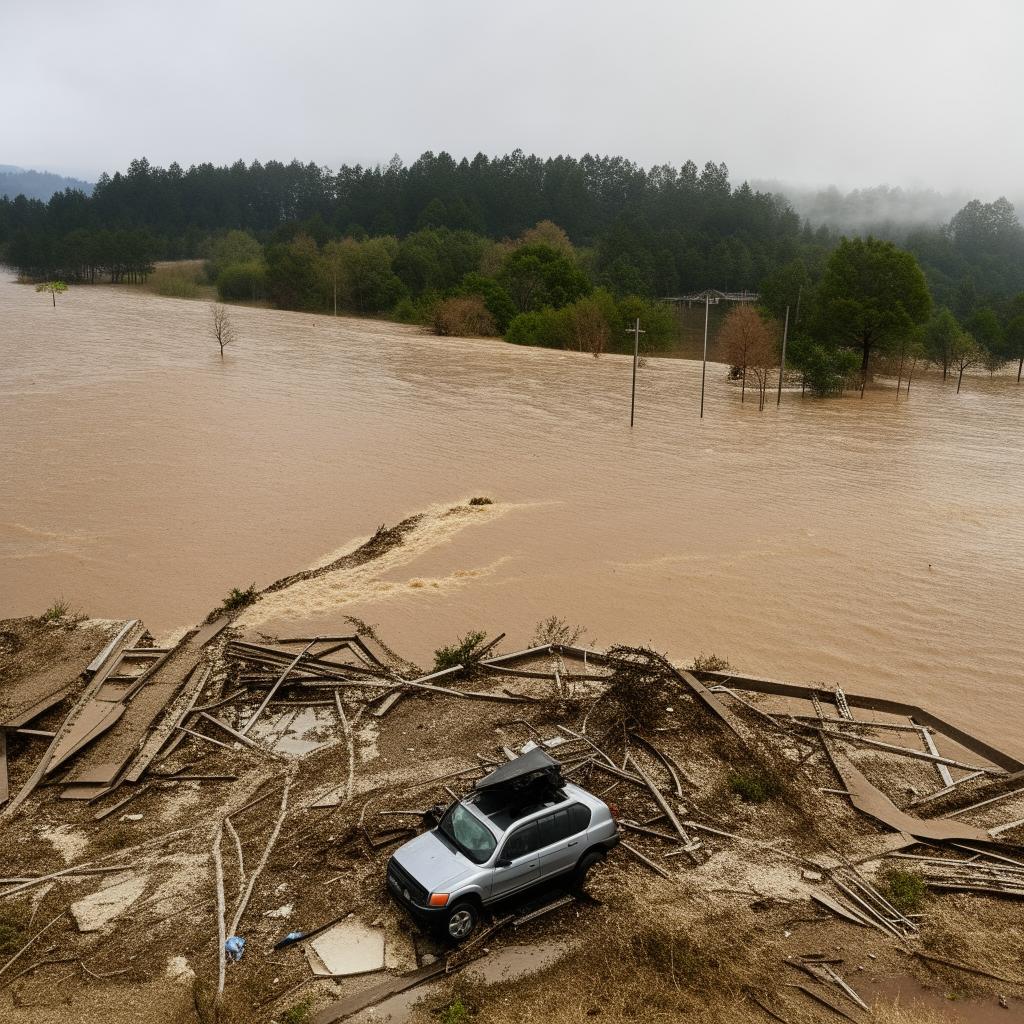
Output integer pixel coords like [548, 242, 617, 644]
[811, 726, 997, 773]
[625, 753, 700, 861]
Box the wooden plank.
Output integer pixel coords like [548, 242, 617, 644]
[916, 722, 954, 787]
[698, 669, 1024, 774]
[946, 785, 1024, 819]
[2, 684, 77, 730]
[812, 726, 996, 773]
[820, 741, 992, 843]
[907, 771, 985, 808]
[44, 703, 126, 774]
[93, 783, 153, 821]
[240, 641, 318, 735]
[620, 840, 672, 879]
[123, 664, 211, 783]
[192, 615, 229, 649]
[198, 713, 283, 758]
[85, 620, 140, 676]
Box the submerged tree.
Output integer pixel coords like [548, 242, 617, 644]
[1004, 315, 1024, 384]
[816, 237, 931, 394]
[719, 304, 775, 403]
[746, 326, 778, 411]
[35, 280, 67, 306]
[922, 307, 960, 380]
[950, 329, 982, 394]
[209, 303, 236, 359]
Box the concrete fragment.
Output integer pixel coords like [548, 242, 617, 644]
[71, 874, 147, 932]
[306, 919, 386, 976]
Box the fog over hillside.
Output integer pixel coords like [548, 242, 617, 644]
[757, 180, 1024, 235]
[0, 166, 94, 202]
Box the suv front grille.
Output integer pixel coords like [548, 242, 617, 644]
[387, 856, 429, 907]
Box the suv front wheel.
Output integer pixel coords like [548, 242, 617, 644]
[443, 900, 479, 942]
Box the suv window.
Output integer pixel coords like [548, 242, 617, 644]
[502, 820, 540, 859]
[537, 808, 574, 847]
[568, 803, 592, 833]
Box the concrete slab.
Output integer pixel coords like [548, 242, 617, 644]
[306, 919, 386, 977]
[71, 873, 147, 932]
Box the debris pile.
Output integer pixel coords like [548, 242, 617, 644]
[1, 599, 1023, 1022]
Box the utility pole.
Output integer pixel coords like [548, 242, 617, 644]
[776, 305, 789, 407]
[626, 318, 645, 427]
[700, 293, 710, 418]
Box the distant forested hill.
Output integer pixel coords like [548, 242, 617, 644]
[1, 152, 1022, 331]
[0, 166, 94, 201]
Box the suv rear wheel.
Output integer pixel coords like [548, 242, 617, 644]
[443, 900, 479, 942]
[572, 849, 605, 891]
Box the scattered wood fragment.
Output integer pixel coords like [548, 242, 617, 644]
[93, 782, 153, 821]
[0, 911, 67, 980]
[788, 983, 860, 1022]
[227, 774, 293, 939]
[620, 840, 672, 879]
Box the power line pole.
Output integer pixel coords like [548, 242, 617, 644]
[700, 293, 710, 418]
[626, 317, 645, 427]
[776, 305, 790, 407]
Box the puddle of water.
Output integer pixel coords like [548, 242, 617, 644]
[863, 974, 1024, 1023]
[247, 705, 339, 756]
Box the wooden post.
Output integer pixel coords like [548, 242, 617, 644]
[626, 318, 645, 427]
[700, 294, 710, 418]
[776, 305, 789, 407]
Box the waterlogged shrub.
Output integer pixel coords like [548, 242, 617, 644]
[217, 260, 267, 302]
[150, 264, 204, 298]
[506, 307, 572, 347]
[433, 295, 497, 337]
[433, 630, 489, 672]
[220, 584, 258, 613]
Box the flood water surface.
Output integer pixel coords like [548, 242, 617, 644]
[2, 274, 1023, 755]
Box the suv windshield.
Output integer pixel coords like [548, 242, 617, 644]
[438, 802, 497, 864]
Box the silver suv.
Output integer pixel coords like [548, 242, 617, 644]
[387, 749, 619, 941]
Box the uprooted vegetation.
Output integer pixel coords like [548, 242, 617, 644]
[219, 584, 258, 613]
[1, 575, 1023, 1023]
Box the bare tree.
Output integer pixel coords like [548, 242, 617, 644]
[718, 305, 775, 403]
[210, 304, 236, 359]
[950, 330, 981, 394]
[747, 329, 778, 411]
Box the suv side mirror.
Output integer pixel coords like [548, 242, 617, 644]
[495, 857, 512, 868]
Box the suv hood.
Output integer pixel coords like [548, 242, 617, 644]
[392, 829, 479, 893]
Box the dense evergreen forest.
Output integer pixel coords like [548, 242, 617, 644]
[2, 152, 1023, 379]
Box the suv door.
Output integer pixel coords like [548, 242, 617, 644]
[489, 820, 541, 900]
[536, 805, 589, 879]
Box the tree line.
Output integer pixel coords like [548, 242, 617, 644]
[3, 151, 1022, 387]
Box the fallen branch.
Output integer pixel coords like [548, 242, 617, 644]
[212, 822, 227, 998]
[0, 911, 67, 981]
[227, 774, 293, 939]
[224, 817, 246, 898]
[620, 840, 672, 879]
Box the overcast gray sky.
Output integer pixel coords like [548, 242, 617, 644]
[2, 0, 1021, 197]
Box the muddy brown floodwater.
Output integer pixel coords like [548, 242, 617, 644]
[2, 273, 1023, 755]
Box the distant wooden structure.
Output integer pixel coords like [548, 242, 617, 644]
[664, 288, 760, 307]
